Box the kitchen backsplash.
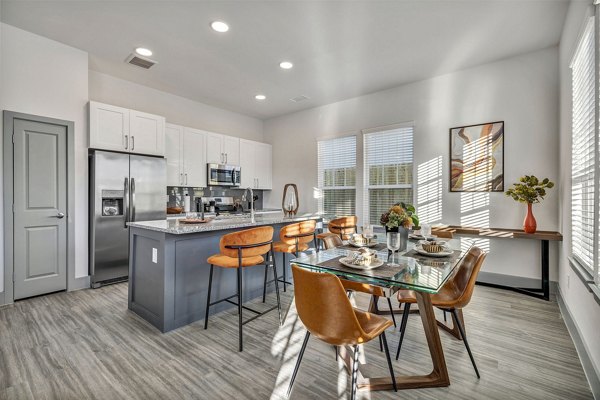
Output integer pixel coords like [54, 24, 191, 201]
[167, 187, 264, 211]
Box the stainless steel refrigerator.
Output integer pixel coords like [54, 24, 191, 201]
[89, 150, 166, 288]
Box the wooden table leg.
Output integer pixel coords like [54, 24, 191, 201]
[338, 292, 450, 391]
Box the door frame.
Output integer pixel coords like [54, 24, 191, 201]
[2, 111, 77, 304]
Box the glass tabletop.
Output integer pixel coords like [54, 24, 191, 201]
[292, 236, 474, 294]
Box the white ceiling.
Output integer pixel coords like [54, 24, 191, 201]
[1, 0, 569, 120]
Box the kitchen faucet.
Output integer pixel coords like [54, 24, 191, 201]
[242, 187, 255, 222]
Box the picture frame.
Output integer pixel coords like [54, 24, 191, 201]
[449, 121, 504, 192]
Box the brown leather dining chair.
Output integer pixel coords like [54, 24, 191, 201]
[287, 264, 396, 400]
[395, 246, 486, 378]
[321, 234, 397, 328]
[204, 226, 282, 352]
[316, 216, 358, 249]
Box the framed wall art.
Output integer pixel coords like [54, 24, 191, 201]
[450, 121, 504, 192]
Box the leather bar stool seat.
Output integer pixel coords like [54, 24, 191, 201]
[204, 226, 282, 352]
[395, 246, 486, 378]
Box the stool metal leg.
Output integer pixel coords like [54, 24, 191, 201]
[237, 251, 244, 352]
[262, 263, 268, 303]
[271, 247, 282, 325]
[204, 264, 214, 330]
[282, 252, 287, 292]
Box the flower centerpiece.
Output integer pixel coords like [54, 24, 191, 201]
[505, 175, 554, 234]
[380, 202, 419, 230]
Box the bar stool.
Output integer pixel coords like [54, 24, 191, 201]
[270, 220, 318, 294]
[316, 216, 357, 250]
[204, 226, 282, 352]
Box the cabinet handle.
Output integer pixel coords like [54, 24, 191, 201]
[131, 136, 135, 151]
[225, 153, 228, 164]
[180, 173, 183, 185]
[124, 135, 128, 149]
[185, 173, 188, 185]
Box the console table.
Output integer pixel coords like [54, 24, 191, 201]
[432, 226, 563, 301]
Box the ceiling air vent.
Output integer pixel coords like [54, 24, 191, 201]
[125, 53, 157, 69]
[290, 95, 310, 103]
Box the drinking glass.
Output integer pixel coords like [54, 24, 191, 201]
[363, 224, 374, 243]
[387, 232, 401, 266]
[421, 223, 432, 238]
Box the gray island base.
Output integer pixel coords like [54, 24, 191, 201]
[128, 213, 322, 332]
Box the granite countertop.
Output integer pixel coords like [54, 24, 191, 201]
[129, 212, 323, 234]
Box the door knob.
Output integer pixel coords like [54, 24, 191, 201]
[56, 212, 65, 219]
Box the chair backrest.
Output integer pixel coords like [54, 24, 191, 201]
[321, 234, 343, 250]
[328, 216, 357, 239]
[279, 220, 316, 245]
[450, 246, 486, 309]
[220, 226, 274, 258]
[292, 264, 367, 346]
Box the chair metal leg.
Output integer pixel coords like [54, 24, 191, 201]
[282, 253, 287, 293]
[443, 310, 447, 322]
[386, 297, 397, 327]
[395, 302, 411, 360]
[271, 249, 282, 325]
[451, 309, 480, 379]
[333, 345, 338, 361]
[287, 331, 310, 397]
[350, 344, 360, 400]
[381, 332, 397, 392]
[379, 335, 383, 352]
[237, 263, 243, 352]
[204, 264, 214, 330]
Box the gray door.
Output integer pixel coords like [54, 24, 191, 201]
[13, 119, 67, 299]
[130, 155, 166, 222]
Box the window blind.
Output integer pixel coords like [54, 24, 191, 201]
[363, 126, 414, 226]
[571, 18, 596, 272]
[317, 136, 356, 219]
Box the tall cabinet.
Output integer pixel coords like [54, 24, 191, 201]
[165, 123, 207, 187]
[240, 139, 272, 190]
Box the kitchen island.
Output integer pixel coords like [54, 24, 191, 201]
[127, 213, 322, 332]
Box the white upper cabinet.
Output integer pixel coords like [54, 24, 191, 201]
[239, 139, 272, 190]
[89, 101, 165, 156]
[129, 110, 165, 156]
[205, 132, 240, 165]
[165, 124, 183, 186]
[165, 124, 207, 187]
[182, 128, 207, 188]
[89, 102, 129, 152]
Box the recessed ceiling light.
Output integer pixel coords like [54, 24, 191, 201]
[211, 21, 229, 33]
[255, 94, 266, 100]
[135, 47, 153, 57]
[279, 61, 293, 69]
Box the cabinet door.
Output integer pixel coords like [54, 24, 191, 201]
[205, 132, 223, 164]
[165, 124, 183, 186]
[129, 110, 165, 156]
[222, 136, 240, 165]
[239, 139, 256, 188]
[255, 142, 272, 190]
[183, 128, 207, 188]
[89, 101, 129, 152]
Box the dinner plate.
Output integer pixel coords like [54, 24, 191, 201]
[414, 245, 454, 257]
[339, 257, 384, 270]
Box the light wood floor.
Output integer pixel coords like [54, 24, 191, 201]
[0, 283, 592, 400]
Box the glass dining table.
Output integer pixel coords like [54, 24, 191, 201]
[291, 236, 474, 392]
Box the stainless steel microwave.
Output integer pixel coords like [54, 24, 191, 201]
[207, 164, 241, 187]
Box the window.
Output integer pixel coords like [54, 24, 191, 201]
[317, 136, 356, 219]
[570, 17, 596, 276]
[363, 125, 414, 226]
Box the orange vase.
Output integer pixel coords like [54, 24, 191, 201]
[523, 203, 537, 234]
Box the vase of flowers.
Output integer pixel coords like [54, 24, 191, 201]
[380, 202, 419, 251]
[505, 175, 554, 234]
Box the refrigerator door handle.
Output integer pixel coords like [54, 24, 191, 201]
[124, 177, 129, 228]
[131, 178, 136, 221]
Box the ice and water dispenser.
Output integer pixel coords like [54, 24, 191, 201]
[101, 190, 124, 216]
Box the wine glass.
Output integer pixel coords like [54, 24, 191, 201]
[387, 232, 401, 266]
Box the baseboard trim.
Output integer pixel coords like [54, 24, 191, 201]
[69, 275, 90, 291]
[557, 286, 600, 399]
[477, 271, 557, 294]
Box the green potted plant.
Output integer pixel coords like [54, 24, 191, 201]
[505, 175, 554, 234]
[380, 202, 419, 251]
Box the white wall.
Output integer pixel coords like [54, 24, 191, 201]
[0, 23, 89, 288]
[264, 47, 560, 281]
[558, 0, 600, 390]
[89, 71, 264, 142]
